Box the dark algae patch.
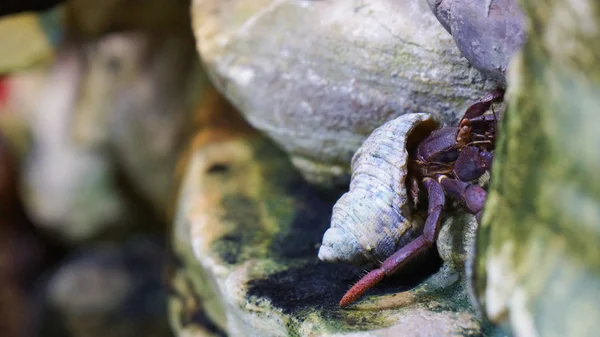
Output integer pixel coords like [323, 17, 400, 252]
[246, 254, 443, 334]
[209, 145, 341, 265]
[246, 252, 441, 316]
[213, 233, 244, 265]
[247, 260, 361, 315]
[209, 195, 268, 265]
[270, 180, 337, 260]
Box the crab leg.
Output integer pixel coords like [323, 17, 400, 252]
[339, 178, 446, 308]
[438, 176, 487, 222]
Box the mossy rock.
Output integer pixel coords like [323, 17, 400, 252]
[473, 0, 600, 335]
[168, 126, 500, 336]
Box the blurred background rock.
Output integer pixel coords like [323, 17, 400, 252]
[0, 130, 49, 337]
[0, 1, 204, 336]
[41, 238, 172, 337]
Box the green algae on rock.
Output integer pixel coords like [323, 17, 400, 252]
[192, 0, 497, 187]
[169, 125, 496, 336]
[472, 0, 600, 335]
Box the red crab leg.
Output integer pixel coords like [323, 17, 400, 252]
[339, 177, 446, 308]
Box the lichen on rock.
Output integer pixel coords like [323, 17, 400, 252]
[473, 0, 600, 335]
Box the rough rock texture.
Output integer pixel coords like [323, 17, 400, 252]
[18, 31, 204, 242]
[428, 0, 527, 86]
[473, 0, 600, 336]
[42, 238, 172, 337]
[192, 0, 497, 186]
[169, 117, 498, 336]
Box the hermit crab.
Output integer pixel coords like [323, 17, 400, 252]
[318, 91, 504, 307]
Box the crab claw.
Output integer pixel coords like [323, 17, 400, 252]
[438, 176, 486, 215]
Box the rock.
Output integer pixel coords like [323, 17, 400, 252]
[43, 238, 172, 337]
[169, 123, 496, 336]
[192, 0, 497, 187]
[472, 0, 600, 336]
[0, 0, 193, 72]
[19, 30, 204, 242]
[0, 7, 63, 73]
[428, 0, 527, 86]
[21, 45, 139, 242]
[437, 212, 479, 272]
[76, 31, 205, 215]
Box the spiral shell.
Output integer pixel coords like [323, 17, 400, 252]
[318, 113, 439, 265]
